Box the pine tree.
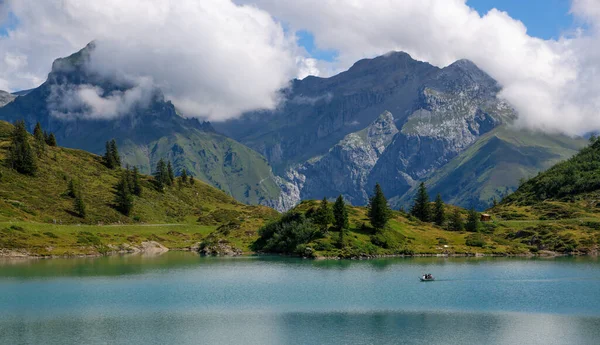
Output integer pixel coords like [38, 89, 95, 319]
[465, 208, 480, 232]
[189, 174, 195, 185]
[46, 133, 57, 146]
[154, 159, 168, 191]
[181, 169, 188, 184]
[33, 122, 46, 157]
[313, 197, 334, 231]
[132, 166, 142, 196]
[8, 120, 37, 175]
[74, 191, 86, 218]
[433, 193, 446, 227]
[114, 172, 134, 216]
[104, 141, 116, 169]
[66, 179, 78, 198]
[333, 195, 349, 232]
[167, 161, 175, 186]
[109, 139, 121, 167]
[448, 208, 464, 231]
[411, 182, 430, 222]
[367, 183, 391, 231]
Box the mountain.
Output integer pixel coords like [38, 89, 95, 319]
[0, 44, 281, 206]
[0, 91, 15, 108]
[0, 120, 277, 256]
[215, 52, 559, 210]
[499, 137, 600, 212]
[397, 127, 586, 210]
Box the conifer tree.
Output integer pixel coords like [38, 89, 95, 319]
[74, 191, 86, 218]
[333, 195, 348, 249]
[109, 139, 121, 167]
[333, 195, 349, 232]
[448, 208, 464, 231]
[132, 166, 142, 196]
[167, 161, 175, 186]
[114, 171, 134, 216]
[8, 120, 37, 175]
[33, 122, 46, 157]
[181, 169, 188, 184]
[154, 159, 168, 191]
[314, 197, 334, 231]
[465, 207, 480, 232]
[104, 141, 116, 169]
[46, 133, 57, 146]
[189, 174, 195, 185]
[367, 183, 391, 232]
[66, 179, 78, 198]
[411, 182, 431, 222]
[433, 193, 446, 227]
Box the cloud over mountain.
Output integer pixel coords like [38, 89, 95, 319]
[2, 0, 600, 133]
[245, 0, 600, 136]
[0, 0, 306, 120]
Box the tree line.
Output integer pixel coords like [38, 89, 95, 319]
[5, 120, 57, 176]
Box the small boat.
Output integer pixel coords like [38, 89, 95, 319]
[420, 275, 435, 282]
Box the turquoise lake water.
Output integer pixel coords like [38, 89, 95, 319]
[1, 253, 599, 344]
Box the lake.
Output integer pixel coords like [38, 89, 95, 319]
[1, 253, 599, 345]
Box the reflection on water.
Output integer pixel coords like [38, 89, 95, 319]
[1, 253, 599, 345]
[2, 310, 600, 345]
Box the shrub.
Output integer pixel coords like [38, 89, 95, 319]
[465, 233, 486, 247]
[253, 212, 321, 254]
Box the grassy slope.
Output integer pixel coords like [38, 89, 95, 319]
[120, 129, 281, 206]
[0, 121, 278, 256]
[1, 120, 597, 258]
[395, 126, 586, 210]
[275, 200, 598, 258]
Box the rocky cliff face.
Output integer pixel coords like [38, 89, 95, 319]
[240, 54, 519, 210]
[279, 111, 398, 206]
[0, 91, 15, 108]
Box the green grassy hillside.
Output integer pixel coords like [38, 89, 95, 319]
[396, 126, 585, 210]
[250, 200, 598, 258]
[120, 128, 281, 206]
[1, 120, 597, 258]
[0, 121, 278, 256]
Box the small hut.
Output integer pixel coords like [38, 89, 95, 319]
[480, 214, 492, 222]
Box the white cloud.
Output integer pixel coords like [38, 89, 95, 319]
[0, 0, 302, 121]
[243, 0, 600, 135]
[47, 77, 156, 120]
[2, 0, 600, 134]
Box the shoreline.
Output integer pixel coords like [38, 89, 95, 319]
[1, 246, 596, 260]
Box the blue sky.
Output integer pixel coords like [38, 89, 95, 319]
[468, 0, 574, 39]
[297, 0, 575, 62]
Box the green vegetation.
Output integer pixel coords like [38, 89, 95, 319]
[434, 194, 446, 227]
[367, 183, 391, 232]
[103, 139, 121, 169]
[504, 138, 600, 204]
[448, 208, 464, 231]
[411, 182, 430, 222]
[0, 120, 598, 259]
[7, 120, 36, 175]
[398, 126, 586, 210]
[312, 197, 333, 231]
[0, 120, 277, 256]
[465, 208, 480, 232]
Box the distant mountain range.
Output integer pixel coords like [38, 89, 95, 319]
[215, 52, 585, 210]
[0, 46, 586, 210]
